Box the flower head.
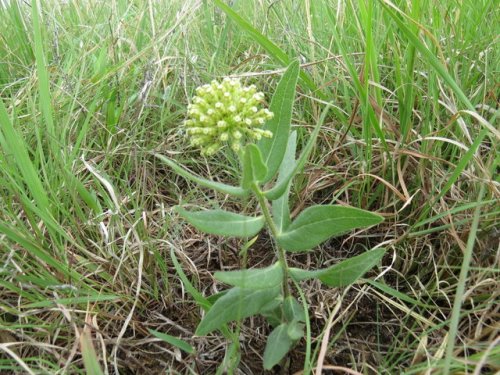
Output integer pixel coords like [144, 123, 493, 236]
[184, 78, 274, 155]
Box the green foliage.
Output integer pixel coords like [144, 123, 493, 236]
[214, 262, 283, 289]
[258, 60, 300, 182]
[262, 298, 305, 369]
[1, 0, 497, 373]
[0, 99, 51, 221]
[277, 206, 384, 252]
[167, 60, 385, 369]
[289, 248, 386, 286]
[196, 286, 281, 336]
[263, 104, 331, 200]
[80, 327, 105, 375]
[212, 0, 322, 97]
[263, 323, 295, 370]
[283, 296, 306, 323]
[175, 206, 265, 238]
[241, 144, 268, 189]
[272, 131, 297, 232]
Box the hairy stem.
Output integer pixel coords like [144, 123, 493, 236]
[253, 183, 291, 298]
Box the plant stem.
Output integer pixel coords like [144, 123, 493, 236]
[253, 183, 291, 298]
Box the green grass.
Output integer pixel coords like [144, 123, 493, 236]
[0, 0, 498, 373]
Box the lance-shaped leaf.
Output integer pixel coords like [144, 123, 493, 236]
[215, 262, 283, 289]
[196, 286, 281, 336]
[263, 323, 294, 370]
[175, 206, 265, 238]
[272, 131, 297, 232]
[258, 60, 300, 183]
[277, 205, 384, 252]
[289, 248, 386, 286]
[154, 153, 247, 197]
[264, 104, 331, 200]
[241, 144, 267, 189]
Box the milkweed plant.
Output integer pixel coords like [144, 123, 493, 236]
[155, 61, 385, 371]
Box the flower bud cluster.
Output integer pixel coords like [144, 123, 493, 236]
[184, 78, 274, 155]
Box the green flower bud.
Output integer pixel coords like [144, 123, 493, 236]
[231, 142, 241, 152]
[183, 78, 274, 155]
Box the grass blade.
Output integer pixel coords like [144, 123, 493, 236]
[31, 0, 56, 149]
[379, 0, 474, 111]
[443, 184, 486, 374]
[80, 324, 105, 375]
[148, 329, 195, 354]
[0, 99, 50, 214]
[212, 0, 324, 98]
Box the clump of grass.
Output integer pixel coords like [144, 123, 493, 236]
[0, 0, 498, 374]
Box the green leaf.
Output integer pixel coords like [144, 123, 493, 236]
[287, 321, 305, 341]
[261, 306, 283, 328]
[261, 295, 283, 314]
[289, 248, 386, 287]
[258, 60, 300, 182]
[264, 104, 330, 200]
[196, 286, 281, 336]
[277, 205, 384, 252]
[263, 323, 293, 370]
[283, 296, 305, 322]
[241, 144, 267, 189]
[149, 329, 195, 354]
[206, 290, 228, 305]
[214, 262, 283, 289]
[154, 153, 248, 197]
[175, 206, 265, 238]
[272, 131, 297, 232]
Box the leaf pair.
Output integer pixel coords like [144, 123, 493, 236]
[175, 204, 384, 252]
